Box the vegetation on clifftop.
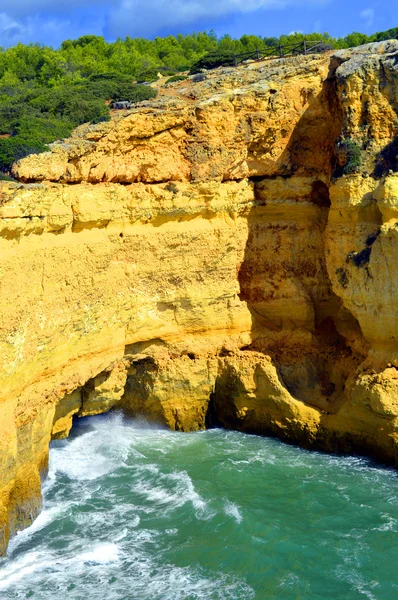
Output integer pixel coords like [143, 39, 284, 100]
[0, 71, 157, 172]
[0, 26, 397, 173]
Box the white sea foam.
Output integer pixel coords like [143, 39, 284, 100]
[336, 568, 379, 600]
[49, 432, 119, 481]
[278, 572, 301, 588]
[130, 467, 213, 519]
[1, 418, 397, 600]
[47, 413, 161, 483]
[372, 513, 398, 532]
[224, 500, 243, 524]
[7, 505, 64, 555]
[0, 552, 45, 590]
[133, 565, 255, 600]
[77, 542, 120, 564]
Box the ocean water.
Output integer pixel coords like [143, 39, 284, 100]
[1, 415, 398, 600]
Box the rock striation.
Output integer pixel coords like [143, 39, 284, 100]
[1, 41, 398, 554]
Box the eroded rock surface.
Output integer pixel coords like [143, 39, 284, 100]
[1, 41, 398, 554]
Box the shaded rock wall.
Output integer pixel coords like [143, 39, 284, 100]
[1, 42, 398, 554]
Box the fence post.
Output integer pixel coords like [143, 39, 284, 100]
[304, 40, 307, 55]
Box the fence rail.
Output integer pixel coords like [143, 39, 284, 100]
[233, 41, 332, 66]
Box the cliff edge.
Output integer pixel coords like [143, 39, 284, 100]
[1, 41, 398, 554]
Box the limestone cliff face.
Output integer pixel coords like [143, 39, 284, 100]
[1, 41, 398, 554]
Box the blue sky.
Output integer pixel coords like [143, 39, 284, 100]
[0, 0, 396, 48]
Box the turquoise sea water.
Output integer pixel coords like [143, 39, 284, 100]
[1, 414, 398, 600]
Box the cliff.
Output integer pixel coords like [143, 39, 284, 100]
[1, 41, 398, 554]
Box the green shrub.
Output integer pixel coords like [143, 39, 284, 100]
[73, 79, 157, 104]
[343, 140, 362, 174]
[165, 75, 188, 85]
[0, 103, 39, 134]
[122, 84, 157, 103]
[77, 74, 155, 101]
[335, 139, 362, 176]
[158, 67, 182, 77]
[136, 68, 159, 83]
[0, 108, 76, 172]
[0, 74, 157, 172]
[175, 65, 190, 73]
[372, 27, 398, 42]
[89, 72, 124, 81]
[29, 88, 109, 124]
[0, 79, 157, 172]
[189, 51, 235, 74]
[11, 115, 73, 141]
[91, 114, 111, 124]
[0, 137, 47, 172]
[100, 82, 157, 103]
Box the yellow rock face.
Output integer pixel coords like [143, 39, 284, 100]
[1, 41, 398, 554]
[327, 174, 398, 351]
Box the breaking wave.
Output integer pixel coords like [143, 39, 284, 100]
[1, 414, 397, 599]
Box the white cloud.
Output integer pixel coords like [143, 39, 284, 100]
[0, 0, 329, 17]
[0, 1, 108, 19]
[360, 8, 374, 28]
[106, 0, 330, 38]
[0, 12, 22, 43]
[0, 0, 331, 46]
[0, 13, 84, 47]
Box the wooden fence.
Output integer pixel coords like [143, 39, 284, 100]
[233, 41, 332, 66]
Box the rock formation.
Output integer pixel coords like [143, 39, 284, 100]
[0, 41, 398, 554]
